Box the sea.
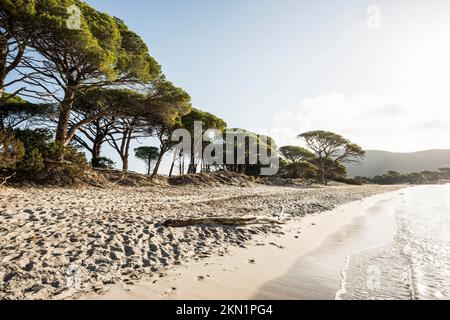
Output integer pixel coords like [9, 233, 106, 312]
[254, 185, 450, 300]
[337, 184, 450, 300]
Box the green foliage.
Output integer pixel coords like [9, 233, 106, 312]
[321, 158, 348, 180]
[145, 77, 192, 126]
[144, 80, 192, 176]
[182, 108, 227, 134]
[1, 93, 32, 106]
[180, 108, 227, 174]
[114, 17, 161, 82]
[367, 168, 450, 185]
[214, 128, 278, 176]
[19, 148, 45, 174]
[31, 140, 88, 184]
[32, 0, 160, 84]
[33, 0, 121, 80]
[26, 0, 162, 146]
[352, 176, 372, 185]
[0, 129, 25, 169]
[333, 176, 364, 185]
[0, 94, 50, 130]
[4, 2, 377, 186]
[91, 157, 115, 169]
[135, 146, 160, 162]
[279, 146, 315, 163]
[438, 168, 450, 179]
[62, 143, 88, 166]
[13, 128, 54, 153]
[0, 0, 37, 94]
[298, 130, 365, 184]
[134, 146, 160, 175]
[13, 128, 52, 175]
[298, 130, 365, 162]
[73, 88, 146, 118]
[9, 128, 87, 182]
[280, 161, 318, 179]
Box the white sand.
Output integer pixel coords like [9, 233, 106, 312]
[80, 189, 404, 300]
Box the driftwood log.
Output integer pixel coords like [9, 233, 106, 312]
[163, 216, 285, 228]
[0, 172, 16, 187]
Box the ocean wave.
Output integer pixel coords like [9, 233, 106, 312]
[335, 185, 450, 300]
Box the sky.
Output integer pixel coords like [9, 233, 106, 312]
[81, 0, 450, 174]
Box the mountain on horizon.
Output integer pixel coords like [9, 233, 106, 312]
[346, 149, 450, 178]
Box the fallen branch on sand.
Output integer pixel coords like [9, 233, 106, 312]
[163, 216, 285, 228]
[0, 172, 16, 187]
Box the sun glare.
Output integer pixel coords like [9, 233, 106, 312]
[401, 24, 450, 109]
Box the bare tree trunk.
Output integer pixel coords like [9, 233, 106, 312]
[152, 153, 163, 177]
[122, 156, 129, 172]
[91, 139, 102, 166]
[319, 160, 326, 184]
[55, 105, 71, 144]
[55, 87, 77, 146]
[188, 140, 197, 174]
[169, 151, 179, 177]
[122, 130, 132, 172]
[152, 145, 168, 178]
[0, 36, 7, 101]
[169, 159, 175, 177]
[0, 32, 26, 104]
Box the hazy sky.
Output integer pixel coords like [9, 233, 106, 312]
[83, 0, 450, 173]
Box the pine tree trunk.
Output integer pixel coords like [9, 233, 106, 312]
[91, 140, 102, 167]
[121, 130, 132, 172]
[169, 160, 175, 177]
[152, 148, 167, 178]
[0, 35, 7, 99]
[55, 87, 77, 146]
[319, 161, 326, 184]
[122, 156, 129, 172]
[188, 140, 197, 174]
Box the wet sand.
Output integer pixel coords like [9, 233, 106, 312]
[253, 197, 397, 299]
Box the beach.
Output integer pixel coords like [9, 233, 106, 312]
[0, 183, 402, 300]
[81, 188, 404, 300]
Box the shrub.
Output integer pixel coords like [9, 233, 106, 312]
[0, 130, 25, 170]
[92, 157, 115, 169]
[19, 148, 45, 176]
[280, 161, 318, 179]
[13, 128, 53, 154]
[9, 129, 89, 185]
[333, 176, 364, 185]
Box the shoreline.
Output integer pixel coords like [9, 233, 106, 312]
[255, 191, 399, 300]
[79, 189, 405, 300]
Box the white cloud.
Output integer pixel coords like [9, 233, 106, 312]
[257, 93, 450, 152]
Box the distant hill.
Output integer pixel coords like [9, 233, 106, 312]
[346, 149, 450, 178]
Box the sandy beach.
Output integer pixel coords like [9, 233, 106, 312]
[0, 183, 402, 300]
[81, 188, 404, 300]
